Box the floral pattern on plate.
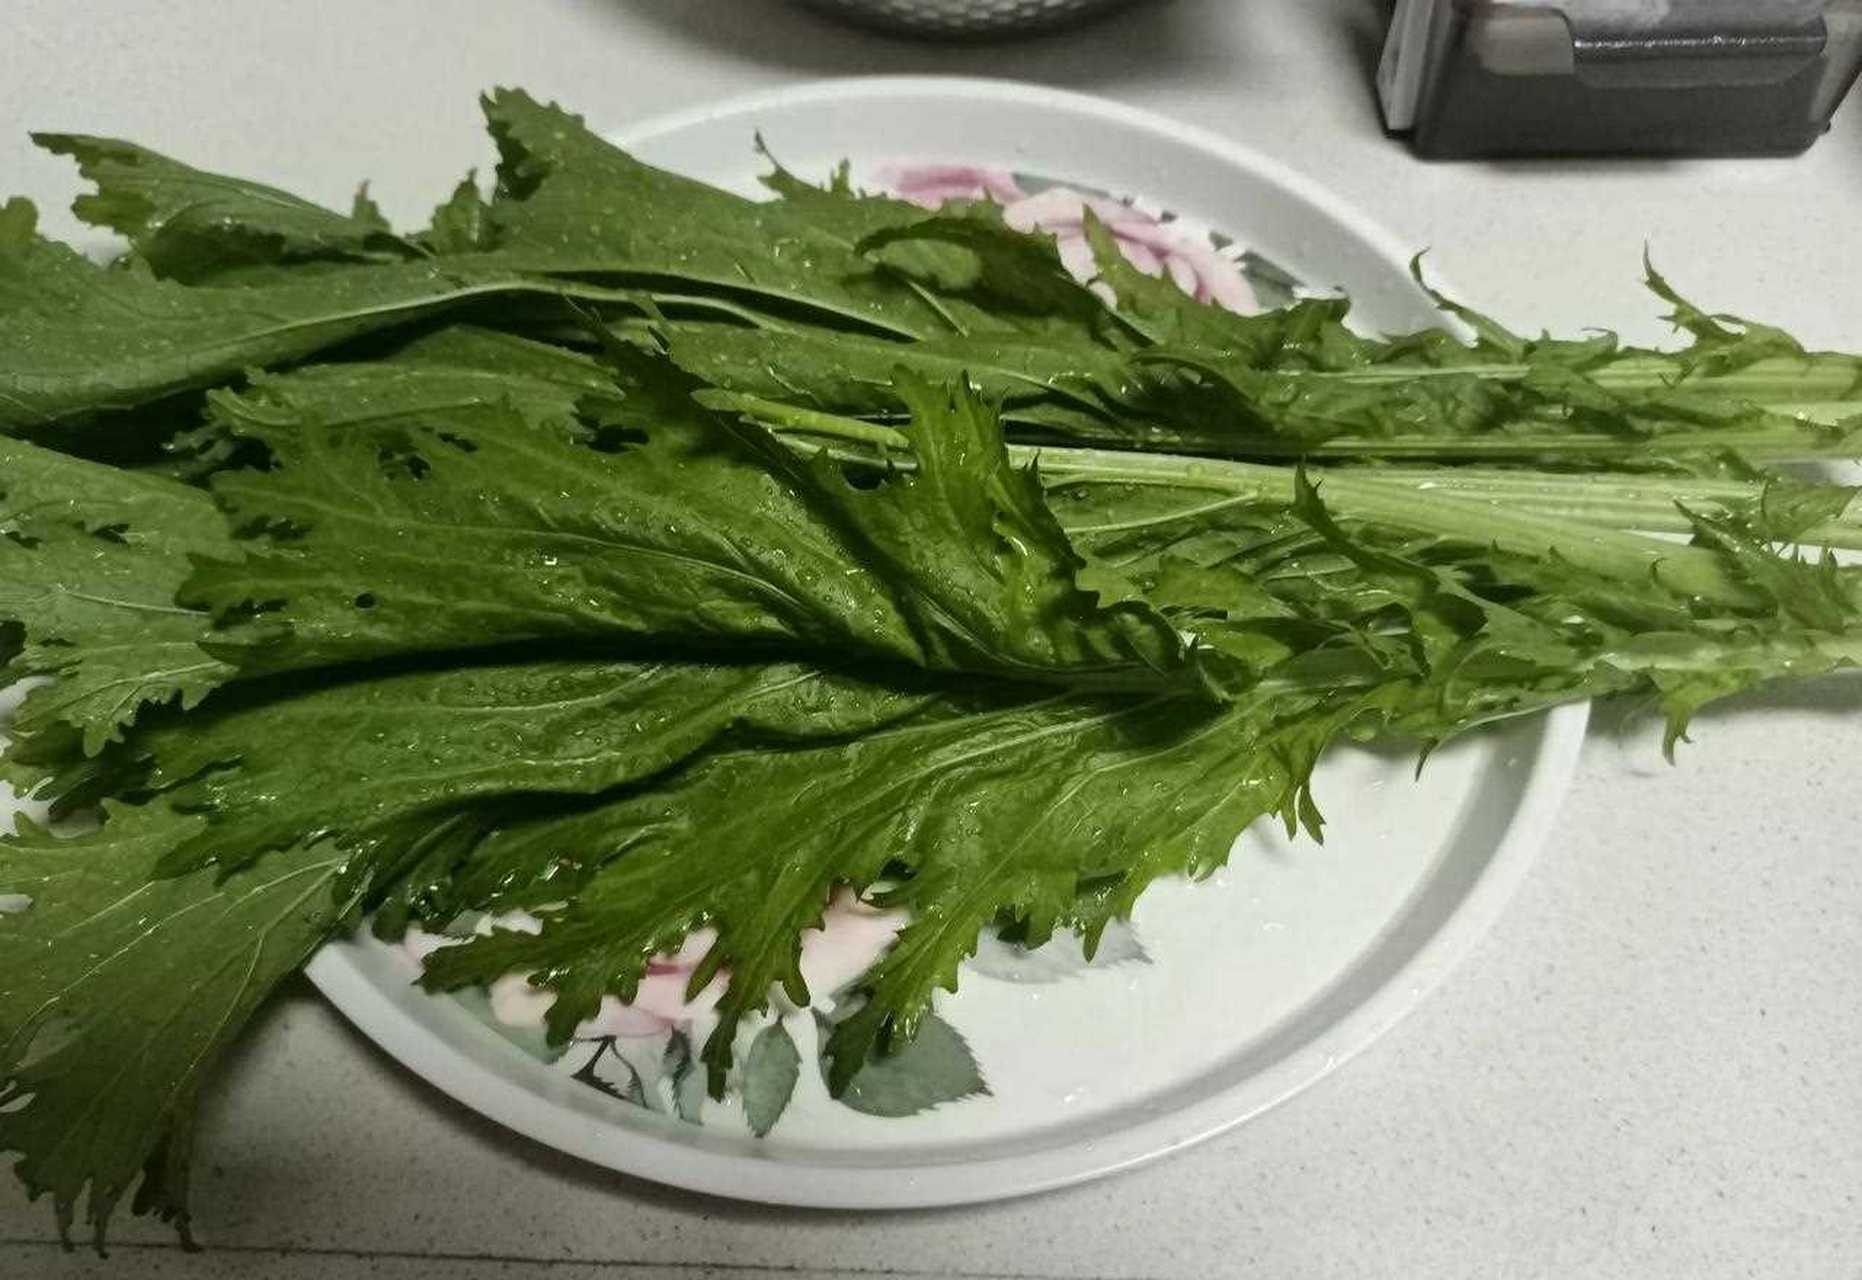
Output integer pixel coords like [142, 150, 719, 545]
[878, 163, 1304, 309]
[412, 893, 1146, 1136]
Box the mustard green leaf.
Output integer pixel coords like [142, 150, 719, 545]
[32, 132, 417, 282]
[0, 803, 367, 1248]
[0, 437, 233, 754]
[186, 356, 1215, 700]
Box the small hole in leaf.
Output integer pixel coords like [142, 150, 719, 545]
[93, 524, 130, 545]
[231, 513, 309, 544]
[839, 463, 887, 491]
[376, 444, 432, 481]
[436, 432, 478, 454]
[214, 597, 284, 628]
[3, 530, 40, 550]
[578, 423, 648, 454]
[353, 592, 377, 610]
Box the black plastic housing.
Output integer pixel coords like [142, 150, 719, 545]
[1380, 1, 1862, 157]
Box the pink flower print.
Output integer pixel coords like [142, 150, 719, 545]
[400, 923, 457, 967]
[882, 164, 1028, 210]
[798, 888, 907, 999]
[411, 892, 903, 1040]
[487, 972, 557, 1027]
[573, 929, 728, 1039]
[552, 893, 903, 1031]
[1000, 187, 1258, 312]
[877, 163, 1259, 313]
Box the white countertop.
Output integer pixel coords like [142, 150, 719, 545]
[2, 2, 1859, 1277]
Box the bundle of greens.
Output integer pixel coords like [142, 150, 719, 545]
[3, 89, 1860, 1248]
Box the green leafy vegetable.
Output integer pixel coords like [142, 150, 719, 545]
[187, 357, 1212, 698]
[0, 437, 233, 754]
[660, 320, 1126, 424]
[0, 803, 367, 1248]
[2, 90, 1860, 1251]
[31, 132, 419, 281]
[0, 198, 638, 435]
[474, 90, 954, 339]
[419, 677, 1394, 1091]
[416, 173, 496, 255]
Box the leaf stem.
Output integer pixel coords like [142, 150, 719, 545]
[1029, 422, 1861, 465]
[714, 392, 1768, 608]
[1269, 354, 1862, 409]
[1307, 467, 1862, 549]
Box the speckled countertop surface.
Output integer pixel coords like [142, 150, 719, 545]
[2, 2, 1859, 1277]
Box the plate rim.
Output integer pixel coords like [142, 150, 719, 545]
[306, 75, 1593, 1211]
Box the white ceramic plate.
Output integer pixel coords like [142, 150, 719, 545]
[307, 77, 1589, 1210]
